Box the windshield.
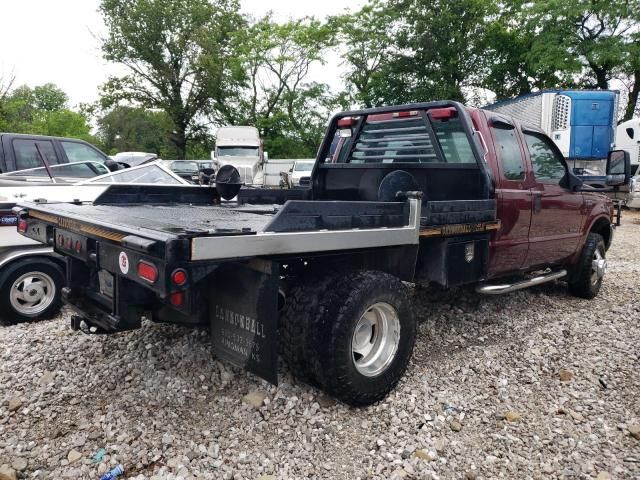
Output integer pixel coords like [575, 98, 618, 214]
[170, 161, 199, 172]
[86, 163, 182, 184]
[217, 147, 259, 158]
[0, 161, 109, 180]
[631, 164, 639, 176]
[294, 162, 313, 172]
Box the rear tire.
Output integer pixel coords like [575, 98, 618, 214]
[568, 233, 606, 299]
[279, 274, 337, 386]
[0, 259, 64, 324]
[311, 270, 416, 406]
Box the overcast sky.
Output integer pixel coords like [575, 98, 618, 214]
[0, 0, 364, 107]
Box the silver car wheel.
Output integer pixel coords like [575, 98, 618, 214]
[591, 248, 607, 285]
[9, 271, 56, 316]
[352, 302, 401, 377]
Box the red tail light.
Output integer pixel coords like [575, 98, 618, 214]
[337, 117, 355, 127]
[170, 291, 184, 307]
[137, 261, 158, 283]
[429, 107, 457, 120]
[17, 219, 27, 233]
[171, 269, 187, 286]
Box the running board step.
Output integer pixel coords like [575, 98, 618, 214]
[476, 269, 567, 295]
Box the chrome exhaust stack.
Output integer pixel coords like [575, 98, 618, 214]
[476, 270, 567, 295]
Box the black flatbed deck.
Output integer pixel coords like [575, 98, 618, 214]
[29, 201, 277, 239]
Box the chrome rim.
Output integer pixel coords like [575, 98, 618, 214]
[351, 302, 401, 377]
[591, 248, 607, 285]
[9, 272, 56, 316]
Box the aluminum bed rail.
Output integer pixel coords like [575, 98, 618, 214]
[191, 196, 422, 260]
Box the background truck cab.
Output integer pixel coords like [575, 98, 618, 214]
[212, 126, 266, 185]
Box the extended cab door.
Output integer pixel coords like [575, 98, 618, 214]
[483, 113, 534, 276]
[522, 129, 584, 267]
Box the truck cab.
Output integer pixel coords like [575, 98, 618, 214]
[212, 126, 266, 185]
[469, 108, 615, 277]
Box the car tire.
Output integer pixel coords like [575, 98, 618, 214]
[308, 270, 416, 406]
[279, 273, 338, 387]
[568, 233, 606, 300]
[0, 259, 64, 324]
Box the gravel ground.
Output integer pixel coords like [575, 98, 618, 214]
[1, 211, 639, 480]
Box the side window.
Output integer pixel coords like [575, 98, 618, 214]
[50, 162, 109, 178]
[491, 123, 525, 180]
[61, 141, 106, 164]
[13, 139, 58, 172]
[523, 132, 566, 182]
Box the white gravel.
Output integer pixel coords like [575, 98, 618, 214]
[1, 211, 639, 479]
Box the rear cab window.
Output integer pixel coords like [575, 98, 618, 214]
[327, 108, 476, 165]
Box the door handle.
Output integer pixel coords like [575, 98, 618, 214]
[533, 193, 542, 214]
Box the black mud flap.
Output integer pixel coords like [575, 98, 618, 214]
[208, 261, 279, 385]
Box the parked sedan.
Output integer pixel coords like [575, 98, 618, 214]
[167, 160, 201, 183]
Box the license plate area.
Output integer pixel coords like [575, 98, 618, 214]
[98, 269, 114, 298]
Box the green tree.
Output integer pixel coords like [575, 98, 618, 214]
[99, 0, 244, 157]
[0, 83, 93, 141]
[523, 0, 639, 90]
[480, 2, 575, 100]
[621, 32, 640, 121]
[332, 1, 400, 107]
[338, 0, 499, 106]
[96, 106, 177, 156]
[33, 83, 68, 111]
[229, 16, 340, 157]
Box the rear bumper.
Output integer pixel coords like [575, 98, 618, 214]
[62, 287, 141, 333]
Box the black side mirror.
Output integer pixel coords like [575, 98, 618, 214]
[605, 150, 631, 187]
[104, 159, 121, 172]
[564, 172, 584, 192]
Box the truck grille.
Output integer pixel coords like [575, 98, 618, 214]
[236, 166, 254, 185]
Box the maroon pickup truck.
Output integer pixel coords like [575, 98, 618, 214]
[15, 101, 631, 406]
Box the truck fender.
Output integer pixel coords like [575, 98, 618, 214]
[584, 215, 614, 250]
[0, 250, 65, 290]
[0, 247, 63, 275]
